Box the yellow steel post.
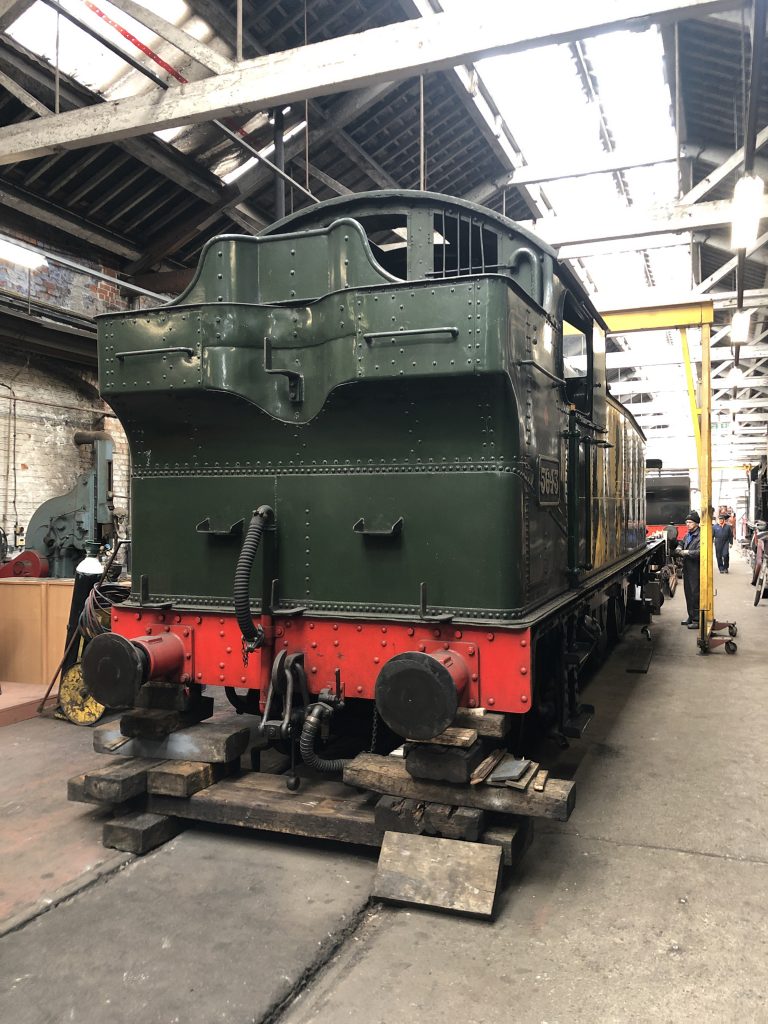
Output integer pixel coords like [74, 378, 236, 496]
[680, 327, 701, 461]
[699, 321, 714, 646]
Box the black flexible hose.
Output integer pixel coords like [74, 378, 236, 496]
[234, 505, 273, 647]
[299, 704, 350, 773]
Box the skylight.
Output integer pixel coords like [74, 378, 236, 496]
[473, 25, 690, 305]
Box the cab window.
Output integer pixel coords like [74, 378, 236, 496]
[562, 319, 593, 414]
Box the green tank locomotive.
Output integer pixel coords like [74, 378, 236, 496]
[84, 190, 654, 759]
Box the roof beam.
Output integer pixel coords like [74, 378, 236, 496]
[467, 150, 677, 202]
[0, 0, 34, 33]
[682, 142, 768, 182]
[0, 66, 48, 116]
[606, 347, 768, 369]
[108, 0, 235, 76]
[679, 125, 768, 206]
[0, 39, 224, 204]
[700, 230, 768, 265]
[0, 0, 742, 164]
[526, 194, 768, 248]
[695, 230, 768, 291]
[0, 178, 141, 259]
[401, 0, 548, 219]
[126, 83, 392, 272]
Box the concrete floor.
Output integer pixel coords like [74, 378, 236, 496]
[1, 554, 766, 1024]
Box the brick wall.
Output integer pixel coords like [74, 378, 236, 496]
[0, 238, 164, 551]
[0, 351, 131, 549]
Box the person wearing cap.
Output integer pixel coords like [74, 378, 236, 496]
[679, 511, 701, 628]
[712, 512, 733, 574]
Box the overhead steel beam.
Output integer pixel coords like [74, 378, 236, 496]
[695, 230, 768, 292]
[467, 150, 677, 203]
[527, 194, 768, 248]
[699, 229, 768, 265]
[682, 142, 768, 182]
[679, 124, 768, 206]
[606, 347, 768, 369]
[0, 0, 742, 164]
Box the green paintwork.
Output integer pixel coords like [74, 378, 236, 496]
[97, 191, 646, 624]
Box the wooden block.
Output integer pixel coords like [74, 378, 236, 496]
[422, 804, 485, 842]
[103, 811, 185, 855]
[374, 795, 427, 835]
[146, 759, 239, 798]
[344, 753, 576, 821]
[373, 832, 502, 919]
[412, 727, 478, 748]
[83, 758, 164, 803]
[68, 773, 106, 806]
[453, 708, 510, 738]
[120, 698, 214, 739]
[67, 773, 145, 814]
[533, 769, 549, 793]
[149, 772, 384, 847]
[93, 719, 265, 763]
[135, 682, 190, 711]
[481, 817, 534, 868]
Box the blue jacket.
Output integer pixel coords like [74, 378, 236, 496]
[712, 522, 733, 548]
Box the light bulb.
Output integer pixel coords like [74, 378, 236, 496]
[731, 174, 764, 249]
[731, 308, 754, 344]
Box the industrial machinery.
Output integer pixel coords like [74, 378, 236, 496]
[0, 430, 114, 578]
[83, 190, 662, 771]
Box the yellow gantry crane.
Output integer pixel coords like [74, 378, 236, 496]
[603, 301, 736, 654]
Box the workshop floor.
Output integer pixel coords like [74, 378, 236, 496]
[1, 554, 766, 1024]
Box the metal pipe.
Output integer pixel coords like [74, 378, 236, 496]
[273, 107, 286, 221]
[419, 75, 425, 191]
[566, 409, 581, 585]
[0, 392, 117, 418]
[737, 0, 767, 308]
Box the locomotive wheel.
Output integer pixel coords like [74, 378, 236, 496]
[725, 640, 738, 655]
[59, 662, 105, 726]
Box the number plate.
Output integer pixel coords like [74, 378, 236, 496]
[537, 456, 561, 506]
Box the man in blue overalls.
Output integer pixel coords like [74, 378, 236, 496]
[679, 511, 701, 629]
[712, 513, 733, 573]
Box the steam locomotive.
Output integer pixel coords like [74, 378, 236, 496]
[84, 191, 660, 767]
